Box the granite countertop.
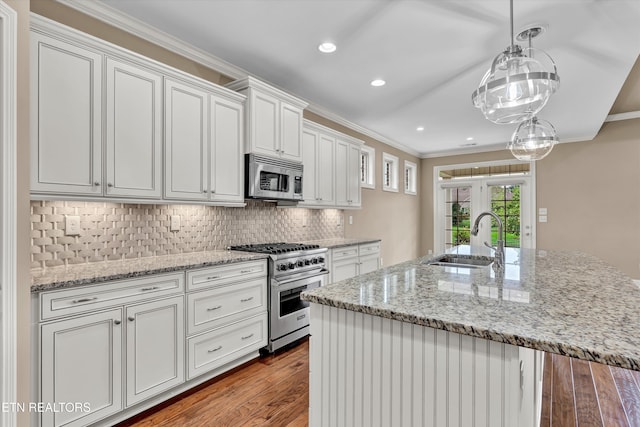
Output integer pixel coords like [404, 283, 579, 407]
[302, 246, 640, 371]
[31, 251, 269, 293]
[302, 237, 381, 249]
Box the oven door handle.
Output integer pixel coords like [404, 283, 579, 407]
[271, 268, 329, 286]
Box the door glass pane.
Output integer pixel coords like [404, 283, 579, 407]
[489, 185, 521, 248]
[444, 187, 471, 249]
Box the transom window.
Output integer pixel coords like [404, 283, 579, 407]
[382, 152, 399, 192]
[360, 145, 375, 189]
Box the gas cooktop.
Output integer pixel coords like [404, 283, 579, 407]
[229, 242, 321, 255]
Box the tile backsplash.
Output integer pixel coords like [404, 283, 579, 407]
[31, 200, 344, 269]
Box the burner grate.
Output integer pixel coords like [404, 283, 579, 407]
[229, 242, 321, 255]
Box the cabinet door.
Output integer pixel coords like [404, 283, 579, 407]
[41, 309, 123, 427]
[210, 95, 244, 203]
[334, 139, 349, 206]
[317, 134, 335, 205]
[280, 102, 303, 161]
[125, 295, 185, 407]
[249, 90, 279, 156]
[30, 32, 103, 195]
[105, 57, 162, 198]
[347, 142, 362, 207]
[301, 128, 318, 203]
[359, 254, 380, 275]
[164, 79, 209, 200]
[332, 258, 360, 283]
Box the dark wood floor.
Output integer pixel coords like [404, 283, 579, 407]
[540, 352, 640, 427]
[118, 340, 640, 427]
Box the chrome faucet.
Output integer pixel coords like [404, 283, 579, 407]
[470, 211, 504, 269]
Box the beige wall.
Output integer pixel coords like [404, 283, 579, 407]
[305, 111, 422, 267]
[6, 0, 32, 424]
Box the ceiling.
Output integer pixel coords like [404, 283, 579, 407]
[87, 0, 640, 157]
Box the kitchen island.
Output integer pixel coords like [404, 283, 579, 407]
[301, 246, 640, 427]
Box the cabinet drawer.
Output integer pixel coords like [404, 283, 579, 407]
[331, 245, 358, 261]
[359, 241, 380, 256]
[187, 313, 267, 380]
[186, 260, 266, 291]
[187, 277, 267, 335]
[40, 272, 185, 321]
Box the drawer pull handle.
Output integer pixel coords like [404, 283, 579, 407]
[208, 345, 222, 353]
[297, 314, 306, 321]
[240, 269, 253, 273]
[141, 286, 160, 292]
[71, 297, 97, 304]
[206, 276, 220, 280]
[241, 333, 254, 340]
[240, 297, 254, 303]
[207, 305, 222, 311]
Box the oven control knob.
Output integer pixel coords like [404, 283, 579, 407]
[288, 262, 296, 270]
[297, 260, 304, 267]
[317, 257, 325, 263]
[304, 259, 311, 266]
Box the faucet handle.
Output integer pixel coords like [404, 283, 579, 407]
[483, 241, 495, 251]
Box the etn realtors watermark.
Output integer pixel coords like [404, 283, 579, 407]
[2, 402, 91, 413]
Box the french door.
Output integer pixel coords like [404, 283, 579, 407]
[435, 162, 535, 253]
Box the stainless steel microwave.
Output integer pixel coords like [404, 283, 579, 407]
[245, 154, 303, 202]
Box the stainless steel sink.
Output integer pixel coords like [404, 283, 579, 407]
[424, 254, 493, 269]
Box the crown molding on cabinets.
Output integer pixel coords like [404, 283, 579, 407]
[0, 2, 18, 426]
[55, 0, 248, 80]
[55, 0, 422, 160]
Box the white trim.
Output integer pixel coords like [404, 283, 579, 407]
[634, 280, 640, 288]
[0, 2, 18, 426]
[605, 111, 640, 122]
[404, 160, 417, 195]
[360, 145, 375, 189]
[382, 152, 399, 193]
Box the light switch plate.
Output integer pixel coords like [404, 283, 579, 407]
[65, 215, 81, 236]
[170, 215, 181, 232]
[538, 207, 547, 215]
[538, 215, 548, 223]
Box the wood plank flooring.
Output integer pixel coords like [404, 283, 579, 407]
[540, 352, 640, 427]
[118, 340, 640, 427]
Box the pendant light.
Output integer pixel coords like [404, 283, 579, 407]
[471, 0, 560, 124]
[508, 117, 558, 161]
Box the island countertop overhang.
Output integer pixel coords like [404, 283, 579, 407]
[301, 246, 640, 371]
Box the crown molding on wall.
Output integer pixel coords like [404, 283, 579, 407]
[605, 111, 640, 122]
[55, 0, 422, 159]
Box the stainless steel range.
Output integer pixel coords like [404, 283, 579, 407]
[229, 243, 328, 352]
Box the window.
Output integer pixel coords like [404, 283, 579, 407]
[404, 161, 417, 195]
[360, 145, 375, 189]
[382, 152, 398, 192]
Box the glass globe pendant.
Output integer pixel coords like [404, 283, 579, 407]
[508, 117, 558, 161]
[471, 0, 560, 124]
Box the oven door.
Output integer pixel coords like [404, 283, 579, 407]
[270, 269, 328, 341]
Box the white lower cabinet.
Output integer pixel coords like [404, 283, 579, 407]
[125, 296, 185, 407]
[329, 241, 381, 283]
[41, 309, 123, 427]
[36, 261, 267, 427]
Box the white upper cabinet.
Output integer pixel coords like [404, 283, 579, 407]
[30, 31, 103, 196]
[226, 77, 307, 162]
[30, 17, 246, 206]
[335, 138, 362, 208]
[301, 120, 335, 207]
[164, 78, 209, 201]
[105, 57, 163, 198]
[210, 95, 244, 204]
[165, 78, 245, 205]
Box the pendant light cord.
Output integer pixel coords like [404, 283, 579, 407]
[509, 0, 515, 49]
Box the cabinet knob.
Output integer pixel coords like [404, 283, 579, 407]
[93, 182, 100, 187]
[128, 316, 135, 322]
[107, 183, 113, 188]
[114, 319, 121, 325]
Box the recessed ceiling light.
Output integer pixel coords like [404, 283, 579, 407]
[466, 137, 474, 141]
[416, 126, 425, 131]
[318, 42, 337, 53]
[370, 79, 386, 87]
